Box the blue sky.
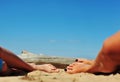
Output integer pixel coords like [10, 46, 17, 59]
[0, 0, 120, 59]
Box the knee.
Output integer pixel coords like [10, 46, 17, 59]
[102, 39, 112, 54]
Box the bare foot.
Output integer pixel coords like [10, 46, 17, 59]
[65, 62, 92, 74]
[29, 63, 59, 73]
[75, 58, 94, 65]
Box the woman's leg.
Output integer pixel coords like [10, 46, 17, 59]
[0, 47, 59, 74]
[66, 31, 120, 74]
[87, 31, 120, 73]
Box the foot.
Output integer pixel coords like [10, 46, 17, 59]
[75, 58, 94, 65]
[30, 63, 59, 73]
[65, 62, 92, 74]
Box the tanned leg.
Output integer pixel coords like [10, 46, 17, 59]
[87, 31, 120, 73]
[0, 47, 59, 74]
[0, 47, 34, 72]
[66, 31, 120, 74]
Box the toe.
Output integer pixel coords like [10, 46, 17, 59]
[66, 69, 74, 74]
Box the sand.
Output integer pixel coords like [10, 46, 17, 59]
[0, 69, 120, 82]
[0, 51, 120, 82]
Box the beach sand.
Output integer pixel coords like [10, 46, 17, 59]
[0, 69, 120, 82]
[1, 52, 120, 82]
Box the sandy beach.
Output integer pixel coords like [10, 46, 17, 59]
[1, 51, 120, 82]
[0, 69, 120, 82]
[1, 0, 119, 82]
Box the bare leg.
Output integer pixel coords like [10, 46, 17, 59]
[66, 31, 120, 74]
[87, 31, 120, 73]
[0, 47, 59, 75]
[0, 47, 34, 72]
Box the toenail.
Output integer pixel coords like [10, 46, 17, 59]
[75, 59, 78, 62]
[64, 68, 67, 71]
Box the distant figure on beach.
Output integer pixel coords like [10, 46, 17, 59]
[65, 31, 120, 74]
[0, 47, 59, 76]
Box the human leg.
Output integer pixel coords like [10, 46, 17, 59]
[66, 31, 120, 74]
[87, 31, 120, 73]
[0, 47, 59, 74]
[0, 47, 34, 72]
